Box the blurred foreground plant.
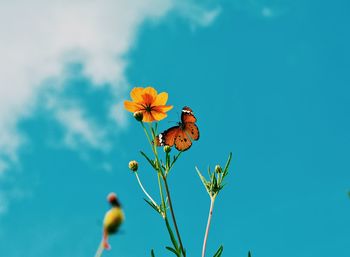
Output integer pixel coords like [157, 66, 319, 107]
[95, 193, 124, 257]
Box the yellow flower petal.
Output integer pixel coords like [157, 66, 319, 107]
[141, 87, 157, 105]
[152, 110, 167, 121]
[153, 92, 168, 106]
[124, 101, 142, 113]
[142, 111, 155, 122]
[130, 87, 144, 102]
[142, 93, 154, 106]
[143, 87, 158, 98]
[154, 105, 173, 113]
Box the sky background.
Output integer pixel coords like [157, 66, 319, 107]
[0, 0, 349, 257]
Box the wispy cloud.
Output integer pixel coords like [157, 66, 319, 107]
[0, 0, 220, 176]
[174, 2, 222, 27]
[55, 105, 110, 151]
[228, 0, 288, 19]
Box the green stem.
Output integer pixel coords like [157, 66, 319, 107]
[142, 122, 184, 254]
[201, 196, 216, 257]
[168, 152, 182, 175]
[163, 177, 186, 257]
[94, 240, 104, 257]
[149, 123, 162, 170]
[141, 122, 154, 151]
[135, 172, 158, 207]
[165, 216, 180, 252]
[157, 171, 166, 218]
[145, 123, 167, 218]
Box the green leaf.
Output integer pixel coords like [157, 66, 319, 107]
[166, 152, 170, 169]
[170, 152, 182, 169]
[212, 173, 218, 188]
[207, 165, 211, 178]
[151, 249, 156, 257]
[140, 151, 156, 169]
[166, 246, 180, 256]
[223, 152, 232, 177]
[196, 166, 210, 194]
[165, 218, 179, 250]
[213, 245, 224, 257]
[144, 198, 160, 214]
[248, 250, 252, 257]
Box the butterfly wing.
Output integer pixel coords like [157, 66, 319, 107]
[174, 130, 192, 151]
[155, 126, 179, 147]
[183, 123, 199, 141]
[181, 106, 197, 123]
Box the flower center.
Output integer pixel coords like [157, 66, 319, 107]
[145, 104, 153, 112]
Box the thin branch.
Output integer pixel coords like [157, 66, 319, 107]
[163, 177, 186, 257]
[157, 171, 166, 218]
[94, 240, 104, 257]
[202, 196, 216, 257]
[135, 172, 158, 208]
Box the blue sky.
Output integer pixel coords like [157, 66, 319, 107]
[0, 1, 349, 257]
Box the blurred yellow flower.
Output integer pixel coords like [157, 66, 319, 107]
[102, 193, 124, 250]
[124, 87, 173, 122]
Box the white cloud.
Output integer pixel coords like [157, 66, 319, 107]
[0, 0, 220, 175]
[0, 187, 30, 216]
[175, 2, 222, 27]
[228, 1, 287, 19]
[55, 105, 110, 151]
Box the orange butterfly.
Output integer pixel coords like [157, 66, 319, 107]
[155, 106, 199, 151]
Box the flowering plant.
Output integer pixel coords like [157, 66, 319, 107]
[125, 86, 232, 257]
[95, 86, 243, 257]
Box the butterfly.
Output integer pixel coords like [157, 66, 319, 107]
[155, 106, 200, 151]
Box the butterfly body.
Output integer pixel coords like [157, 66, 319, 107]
[155, 106, 199, 151]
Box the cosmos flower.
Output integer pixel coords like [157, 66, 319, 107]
[124, 87, 173, 122]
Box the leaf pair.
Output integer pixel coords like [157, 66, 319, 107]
[196, 152, 232, 198]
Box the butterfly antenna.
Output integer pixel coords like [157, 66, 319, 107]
[177, 111, 181, 121]
[167, 120, 178, 125]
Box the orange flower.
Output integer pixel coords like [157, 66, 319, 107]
[124, 87, 173, 122]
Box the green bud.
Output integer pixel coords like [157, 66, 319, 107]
[163, 145, 171, 153]
[128, 160, 138, 172]
[133, 111, 144, 122]
[215, 165, 223, 174]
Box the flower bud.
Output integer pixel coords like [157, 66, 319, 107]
[107, 192, 117, 203]
[107, 192, 121, 208]
[163, 145, 171, 153]
[128, 160, 138, 172]
[215, 165, 223, 174]
[133, 111, 144, 122]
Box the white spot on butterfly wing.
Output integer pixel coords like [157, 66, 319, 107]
[182, 106, 193, 114]
[158, 133, 165, 146]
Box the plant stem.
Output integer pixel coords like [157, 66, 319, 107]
[141, 122, 154, 152]
[163, 177, 186, 256]
[94, 240, 104, 257]
[202, 196, 216, 257]
[135, 172, 158, 207]
[157, 171, 166, 218]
